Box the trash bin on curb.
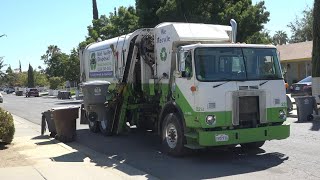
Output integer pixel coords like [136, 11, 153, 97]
[52, 106, 79, 143]
[58, 91, 71, 99]
[81, 81, 112, 134]
[294, 96, 317, 122]
[16, 90, 23, 96]
[41, 110, 56, 137]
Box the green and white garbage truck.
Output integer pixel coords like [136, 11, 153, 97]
[79, 19, 290, 156]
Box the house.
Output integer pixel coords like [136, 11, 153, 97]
[277, 41, 312, 85]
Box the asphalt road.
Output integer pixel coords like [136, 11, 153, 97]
[1, 93, 320, 180]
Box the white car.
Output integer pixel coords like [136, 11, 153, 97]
[0, 92, 3, 103]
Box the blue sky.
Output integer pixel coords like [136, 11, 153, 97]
[0, 0, 314, 72]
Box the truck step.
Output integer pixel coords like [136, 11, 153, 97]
[184, 144, 205, 149]
[184, 132, 198, 139]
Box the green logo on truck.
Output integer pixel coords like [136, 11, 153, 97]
[160, 47, 167, 61]
[90, 52, 97, 70]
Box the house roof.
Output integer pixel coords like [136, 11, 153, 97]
[277, 41, 312, 62]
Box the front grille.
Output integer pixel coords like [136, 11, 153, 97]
[239, 96, 260, 128]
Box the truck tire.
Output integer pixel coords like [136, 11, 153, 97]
[99, 120, 113, 136]
[161, 113, 186, 156]
[89, 121, 99, 133]
[241, 141, 265, 149]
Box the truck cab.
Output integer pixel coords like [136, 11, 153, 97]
[169, 43, 289, 150]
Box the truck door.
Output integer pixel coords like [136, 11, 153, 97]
[174, 50, 195, 115]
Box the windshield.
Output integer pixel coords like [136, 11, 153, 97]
[298, 76, 312, 83]
[194, 47, 283, 81]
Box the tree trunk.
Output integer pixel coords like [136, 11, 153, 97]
[312, 0, 320, 103]
[312, 0, 320, 77]
[92, 0, 99, 20]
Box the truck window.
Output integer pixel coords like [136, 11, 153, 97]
[178, 51, 193, 78]
[194, 47, 282, 82]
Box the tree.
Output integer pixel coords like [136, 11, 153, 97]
[19, 60, 22, 72]
[4, 66, 17, 87]
[153, 0, 270, 43]
[136, 0, 161, 27]
[41, 45, 61, 65]
[41, 45, 67, 78]
[312, 0, 320, 77]
[246, 30, 272, 44]
[272, 30, 288, 45]
[288, 6, 313, 43]
[92, 0, 99, 20]
[64, 49, 80, 83]
[79, 6, 140, 49]
[27, 64, 35, 88]
[16, 72, 27, 87]
[49, 76, 64, 90]
[34, 71, 49, 87]
[0, 56, 6, 78]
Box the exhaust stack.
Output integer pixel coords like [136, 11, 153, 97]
[230, 19, 237, 43]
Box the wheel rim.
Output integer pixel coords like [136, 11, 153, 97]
[89, 121, 95, 127]
[165, 123, 178, 149]
[100, 120, 107, 130]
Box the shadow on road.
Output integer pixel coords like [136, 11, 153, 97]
[52, 128, 289, 180]
[54, 101, 82, 105]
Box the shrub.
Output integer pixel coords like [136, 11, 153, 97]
[49, 76, 64, 90]
[0, 108, 15, 144]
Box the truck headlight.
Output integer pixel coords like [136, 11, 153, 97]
[205, 115, 216, 126]
[279, 110, 286, 120]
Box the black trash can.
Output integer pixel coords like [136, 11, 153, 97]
[16, 90, 23, 96]
[52, 106, 79, 143]
[41, 110, 56, 137]
[294, 96, 316, 122]
[58, 91, 71, 99]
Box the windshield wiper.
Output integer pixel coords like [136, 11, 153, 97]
[213, 80, 230, 88]
[259, 80, 269, 86]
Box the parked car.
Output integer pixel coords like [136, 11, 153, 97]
[290, 76, 312, 96]
[0, 92, 3, 103]
[5, 87, 15, 94]
[26, 88, 40, 97]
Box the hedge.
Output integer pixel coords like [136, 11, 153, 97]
[0, 107, 15, 144]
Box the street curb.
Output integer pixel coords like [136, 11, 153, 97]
[12, 114, 158, 180]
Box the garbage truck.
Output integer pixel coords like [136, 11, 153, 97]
[79, 19, 290, 156]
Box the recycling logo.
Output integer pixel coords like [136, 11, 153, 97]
[90, 52, 97, 70]
[160, 47, 167, 61]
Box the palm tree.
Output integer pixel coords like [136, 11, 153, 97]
[272, 31, 288, 45]
[92, 0, 99, 20]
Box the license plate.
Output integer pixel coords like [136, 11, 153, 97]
[215, 134, 229, 142]
[295, 87, 300, 91]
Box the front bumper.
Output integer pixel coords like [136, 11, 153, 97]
[197, 122, 290, 146]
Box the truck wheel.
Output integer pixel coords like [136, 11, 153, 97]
[88, 121, 99, 133]
[241, 141, 265, 149]
[161, 113, 186, 156]
[99, 120, 113, 136]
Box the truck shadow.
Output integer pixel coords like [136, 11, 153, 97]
[50, 128, 288, 180]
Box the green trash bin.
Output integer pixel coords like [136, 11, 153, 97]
[52, 106, 79, 142]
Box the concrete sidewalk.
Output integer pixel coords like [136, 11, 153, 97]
[0, 115, 157, 180]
